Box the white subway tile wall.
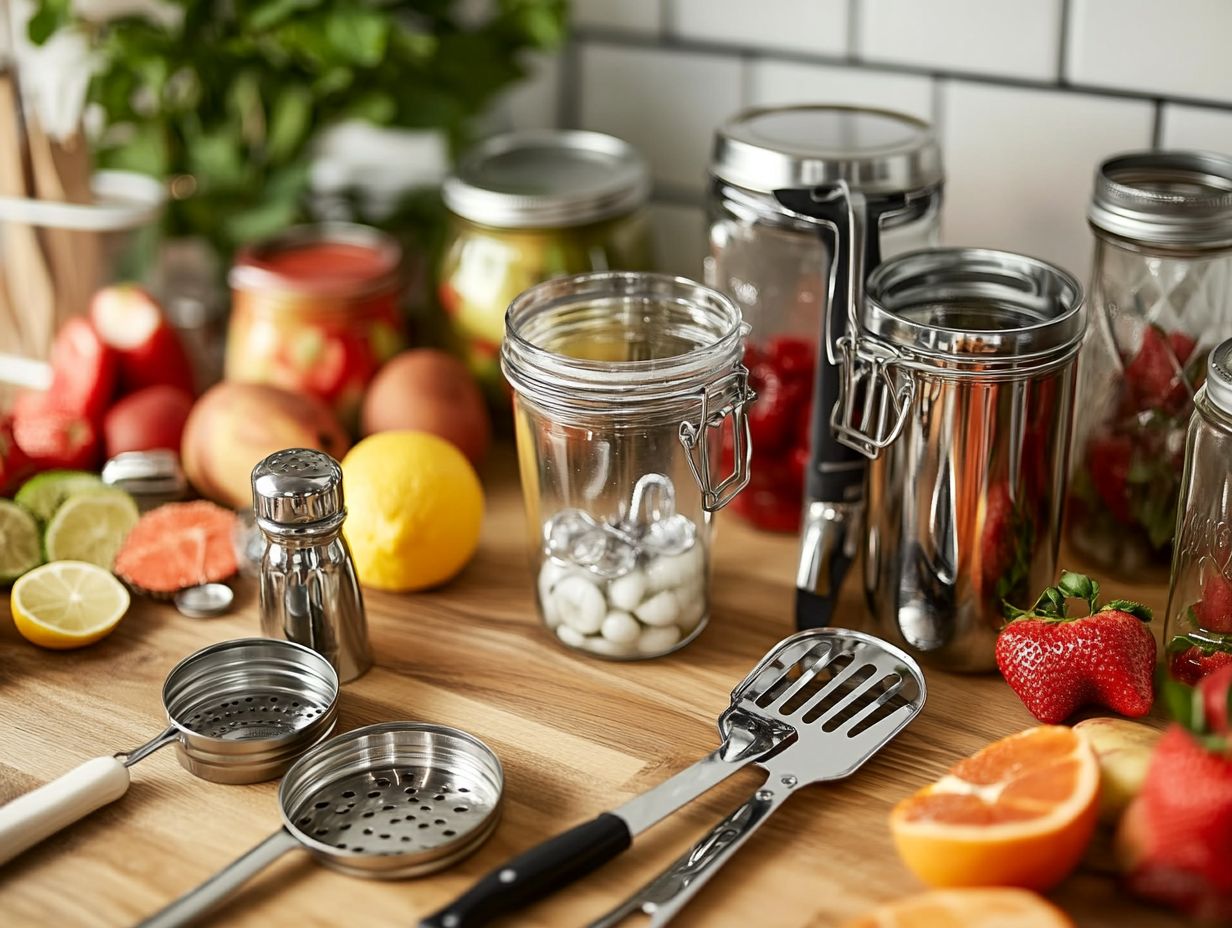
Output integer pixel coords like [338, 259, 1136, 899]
[501, 1, 1232, 278]
[859, 0, 1063, 81]
[942, 82, 1152, 274]
[671, 0, 848, 57]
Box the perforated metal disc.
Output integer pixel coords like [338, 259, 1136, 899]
[277, 722, 504, 878]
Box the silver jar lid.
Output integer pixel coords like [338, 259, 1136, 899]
[1210, 339, 1232, 415]
[252, 448, 345, 532]
[443, 129, 650, 229]
[711, 104, 943, 195]
[1089, 151, 1232, 250]
[862, 247, 1085, 368]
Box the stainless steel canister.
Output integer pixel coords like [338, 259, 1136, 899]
[834, 248, 1086, 671]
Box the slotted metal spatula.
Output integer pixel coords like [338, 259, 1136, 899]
[420, 629, 875, 928]
[588, 628, 926, 927]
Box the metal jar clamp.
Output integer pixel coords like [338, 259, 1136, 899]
[679, 363, 755, 512]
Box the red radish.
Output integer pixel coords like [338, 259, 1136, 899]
[90, 284, 196, 397]
[103, 385, 194, 458]
[12, 409, 99, 470]
[17, 317, 118, 426]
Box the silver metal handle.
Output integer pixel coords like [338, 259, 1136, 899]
[612, 711, 790, 836]
[137, 827, 301, 928]
[830, 335, 915, 459]
[588, 781, 794, 928]
[679, 364, 755, 513]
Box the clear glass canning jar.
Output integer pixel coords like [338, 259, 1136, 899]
[440, 130, 652, 411]
[1165, 339, 1232, 684]
[502, 272, 755, 659]
[1068, 152, 1232, 578]
[705, 105, 943, 534]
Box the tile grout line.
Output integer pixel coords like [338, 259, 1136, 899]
[1056, 0, 1073, 84]
[570, 26, 1232, 115]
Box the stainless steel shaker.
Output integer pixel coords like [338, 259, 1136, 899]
[833, 248, 1085, 670]
[252, 448, 372, 682]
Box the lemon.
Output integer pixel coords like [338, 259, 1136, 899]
[0, 500, 42, 583]
[43, 488, 139, 570]
[341, 431, 484, 592]
[10, 560, 130, 649]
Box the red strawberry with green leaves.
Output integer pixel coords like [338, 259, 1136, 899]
[1196, 572, 1232, 634]
[1169, 634, 1232, 685]
[1117, 668, 1232, 920]
[996, 571, 1155, 723]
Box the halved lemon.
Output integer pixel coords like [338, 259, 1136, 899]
[10, 560, 131, 649]
[839, 888, 1074, 928]
[890, 726, 1100, 891]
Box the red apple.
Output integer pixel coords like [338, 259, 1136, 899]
[90, 284, 196, 397]
[103, 385, 195, 458]
[13, 408, 99, 471]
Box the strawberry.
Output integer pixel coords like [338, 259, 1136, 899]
[1125, 324, 1198, 414]
[997, 571, 1156, 723]
[1117, 670, 1232, 920]
[1195, 572, 1232, 634]
[1169, 635, 1232, 685]
[1086, 433, 1133, 525]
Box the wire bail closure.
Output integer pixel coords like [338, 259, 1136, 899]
[679, 365, 756, 512]
[831, 335, 915, 459]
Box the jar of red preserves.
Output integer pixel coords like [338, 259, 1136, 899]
[226, 223, 404, 431]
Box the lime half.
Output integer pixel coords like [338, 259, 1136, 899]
[44, 488, 140, 570]
[10, 560, 130, 648]
[0, 499, 42, 583]
[15, 470, 105, 523]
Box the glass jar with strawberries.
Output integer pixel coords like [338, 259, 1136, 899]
[706, 105, 943, 534]
[1166, 338, 1232, 684]
[1068, 152, 1232, 577]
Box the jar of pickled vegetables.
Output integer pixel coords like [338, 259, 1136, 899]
[226, 223, 404, 431]
[503, 272, 754, 660]
[1068, 152, 1232, 577]
[1165, 339, 1232, 683]
[439, 130, 652, 410]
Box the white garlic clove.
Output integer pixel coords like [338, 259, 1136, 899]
[600, 610, 641, 645]
[553, 575, 606, 635]
[638, 624, 682, 656]
[645, 546, 704, 593]
[556, 623, 587, 649]
[676, 591, 706, 632]
[585, 635, 638, 658]
[635, 590, 680, 627]
[607, 569, 647, 612]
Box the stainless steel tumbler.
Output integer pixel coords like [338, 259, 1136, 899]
[833, 248, 1085, 670]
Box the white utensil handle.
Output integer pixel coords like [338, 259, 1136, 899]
[0, 756, 131, 865]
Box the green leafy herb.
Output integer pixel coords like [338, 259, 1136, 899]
[32, 0, 566, 263]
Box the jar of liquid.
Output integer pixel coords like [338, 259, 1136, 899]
[502, 272, 754, 659]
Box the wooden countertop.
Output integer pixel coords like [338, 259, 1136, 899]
[0, 447, 1185, 928]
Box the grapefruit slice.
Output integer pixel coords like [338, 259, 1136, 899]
[890, 726, 1099, 891]
[114, 501, 238, 594]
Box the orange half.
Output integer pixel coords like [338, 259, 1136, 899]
[890, 726, 1099, 891]
[839, 888, 1075, 928]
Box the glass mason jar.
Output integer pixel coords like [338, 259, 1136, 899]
[1068, 152, 1232, 578]
[705, 105, 943, 534]
[502, 272, 755, 660]
[1165, 339, 1232, 684]
[439, 130, 653, 411]
[226, 223, 405, 432]
[836, 248, 1085, 671]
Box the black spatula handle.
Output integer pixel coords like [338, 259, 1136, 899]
[418, 813, 631, 928]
